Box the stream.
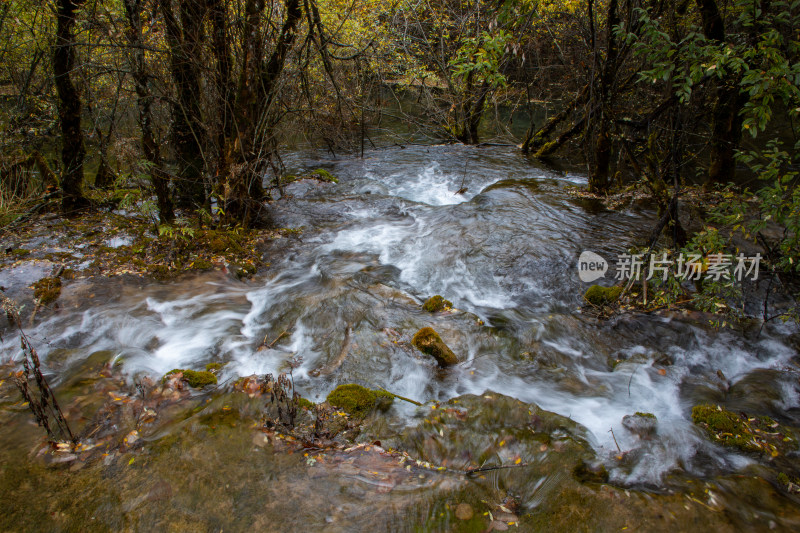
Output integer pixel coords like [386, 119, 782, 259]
[2, 145, 799, 530]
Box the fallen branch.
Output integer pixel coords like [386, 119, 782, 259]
[378, 387, 422, 406]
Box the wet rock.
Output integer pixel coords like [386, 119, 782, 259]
[411, 327, 458, 366]
[573, 461, 609, 484]
[422, 295, 452, 313]
[326, 384, 393, 418]
[584, 284, 622, 306]
[163, 369, 218, 388]
[622, 412, 658, 438]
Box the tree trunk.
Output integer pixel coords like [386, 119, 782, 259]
[707, 81, 747, 184]
[695, 0, 746, 186]
[125, 0, 173, 223]
[452, 72, 488, 145]
[522, 84, 588, 154]
[589, 0, 619, 194]
[160, 0, 207, 209]
[53, 0, 88, 212]
[223, 0, 302, 227]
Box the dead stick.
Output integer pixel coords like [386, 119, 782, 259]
[609, 427, 621, 453]
[465, 462, 529, 475]
[266, 330, 289, 349]
[378, 387, 422, 406]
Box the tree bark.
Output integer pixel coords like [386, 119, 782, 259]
[125, 0, 173, 223]
[223, 0, 302, 227]
[522, 84, 589, 154]
[589, 0, 619, 194]
[160, 0, 207, 209]
[53, 0, 88, 212]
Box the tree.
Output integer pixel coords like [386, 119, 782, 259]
[124, 0, 174, 223]
[53, 0, 88, 212]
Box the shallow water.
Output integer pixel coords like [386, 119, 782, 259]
[2, 145, 799, 527]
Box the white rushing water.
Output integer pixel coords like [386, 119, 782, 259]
[4, 145, 798, 487]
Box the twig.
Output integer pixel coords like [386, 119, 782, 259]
[261, 329, 290, 350]
[628, 366, 637, 398]
[455, 159, 468, 195]
[378, 387, 422, 406]
[609, 427, 621, 453]
[465, 462, 529, 475]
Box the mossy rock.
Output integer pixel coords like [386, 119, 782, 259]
[412, 327, 458, 366]
[310, 168, 338, 183]
[229, 262, 257, 279]
[584, 284, 622, 306]
[148, 264, 172, 280]
[208, 237, 229, 254]
[10, 248, 31, 258]
[31, 277, 61, 306]
[164, 369, 218, 388]
[691, 404, 797, 456]
[622, 412, 658, 438]
[296, 397, 315, 410]
[205, 362, 226, 373]
[326, 384, 393, 418]
[192, 259, 213, 270]
[422, 295, 452, 313]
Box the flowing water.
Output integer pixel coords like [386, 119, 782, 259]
[2, 145, 799, 529]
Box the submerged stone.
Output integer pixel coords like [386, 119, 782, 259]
[573, 461, 610, 484]
[412, 327, 458, 366]
[326, 384, 393, 418]
[422, 295, 452, 313]
[584, 284, 622, 306]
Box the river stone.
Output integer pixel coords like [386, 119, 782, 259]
[621, 412, 658, 438]
[411, 327, 458, 366]
[422, 295, 452, 313]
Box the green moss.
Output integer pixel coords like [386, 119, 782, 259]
[192, 259, 213, 270]
[163, 369, 218, 388]
[634, 412, 656, 419]
[691, 404, 796, 456]
[326, 384, 393, 418]
[205, 362, 226, 373]
[148, 264, 172, 280]
[208, 237, 229, 254]
[10, 248, 31, 257]
[411, 327, 458, 366]
[31, 277, 61, 305]
[584, 285, 622, 306]
[310, 168, 338, 183]
[296, 397, 315, 410]
[422, 295, 452, 312]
